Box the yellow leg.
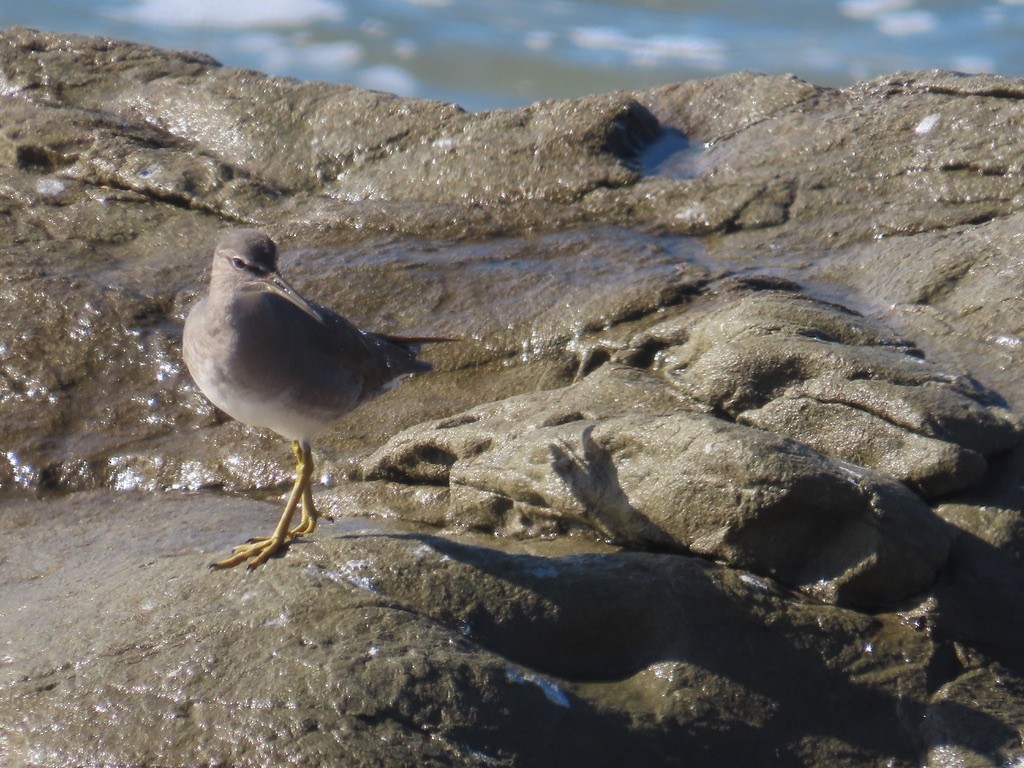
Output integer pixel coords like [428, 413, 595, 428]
[212, 440, 319, 570]
[290, 442, 333, 536]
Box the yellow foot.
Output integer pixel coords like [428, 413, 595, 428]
[245, 507, 333, 541]
[210, 440, 328, 571]
[211, 535, 288, 570]
[291, 499, 334, 537]
[290, 454, 333, 537]
[249, 512, 333, 540]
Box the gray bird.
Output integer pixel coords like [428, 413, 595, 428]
[183, 229, 443, 569]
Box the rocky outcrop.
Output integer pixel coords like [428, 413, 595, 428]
[0, 493, 942, 767]
[2, 27, 1024, 768]
[364, 361, 954, 607]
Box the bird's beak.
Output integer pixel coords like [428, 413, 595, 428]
[267, 273, 326, 325]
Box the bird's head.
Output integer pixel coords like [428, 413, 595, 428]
[212, 229, 325, 325]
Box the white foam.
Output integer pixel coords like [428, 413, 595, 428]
[356, 64, 419, 96]
[984, 6, 1007, 24]
[951, 55, 995, 74]
[570, 26, 627, 50]
[569, 26, 725, 70]
[914, 113, 940, 135]
[799, 46, 844, 71]
[839, 0, 913, 20]
[633, 35, 726, 69]
[234, 33, 363, 73]
[303, 41, 365, 70]
[106, 0, 346, 29]
[876, 10, 937, 36]
[393, 38, 418, 60]
[524, 30, 556, 51]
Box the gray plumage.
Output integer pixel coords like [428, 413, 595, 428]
[183, 229, 430, 443]
[182, 228, 442, 569]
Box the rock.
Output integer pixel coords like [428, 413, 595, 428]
[922, 661, 1024, 768]
[802, 210, 1024, 420]
[632, 70, 1024, 244]
[2, 26, 1024, 767]
[365, 363, 952, 607]
[0, 492, 939, 768]
[653, 291, 1020, 498]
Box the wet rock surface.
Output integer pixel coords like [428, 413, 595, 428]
[659, 291, 1019, 498]
[2, 27, 1024, 768]
[364, 362, 953, 608]
[0, 493, 944, 767]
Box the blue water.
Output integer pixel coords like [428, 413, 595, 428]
[3, 0, 1024, 111]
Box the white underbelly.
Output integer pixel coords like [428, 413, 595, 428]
[200, 373, 339, 442]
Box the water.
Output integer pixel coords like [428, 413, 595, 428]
[2, 0, 1024, 111]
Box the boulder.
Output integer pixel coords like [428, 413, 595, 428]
[365, 363, 952, 607]
[2, 27, 1024, 767]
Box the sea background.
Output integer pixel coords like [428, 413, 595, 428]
[2, 0, 1024, 111]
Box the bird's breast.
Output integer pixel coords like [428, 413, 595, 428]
[183, 293, 369, 441]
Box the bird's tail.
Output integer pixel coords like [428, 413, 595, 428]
[379, 334, 459, 347]
[375, 333, 457, 375]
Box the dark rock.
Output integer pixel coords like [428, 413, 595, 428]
[2, 27, 1024, 768]
[922, 661, 1024, 768]
[1, 492, 940, 768]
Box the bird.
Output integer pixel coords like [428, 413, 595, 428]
[183, 229, 445, 569]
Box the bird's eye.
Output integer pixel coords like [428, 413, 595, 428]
[230, 257, 247, 270]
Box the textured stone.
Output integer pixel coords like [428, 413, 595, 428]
[1, 492, 936, 768]
[365, 364, 951, 607]
[2, 27, 1024, 768]
[652, 291, 1019, 498]
[922, 662, 1024, 768]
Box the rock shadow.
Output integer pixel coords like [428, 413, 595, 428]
[326, 531, 988, 766]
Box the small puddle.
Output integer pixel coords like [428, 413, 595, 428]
[640, 128, 704, 180]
